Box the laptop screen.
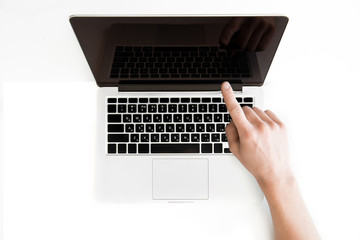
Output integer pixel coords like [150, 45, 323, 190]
[70, 16, 288, 90]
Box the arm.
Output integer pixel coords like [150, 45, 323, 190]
[221, 81, 320, 240]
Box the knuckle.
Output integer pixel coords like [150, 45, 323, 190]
[257, 121, 268, 132]
[241, 128, 254, 140]
[229, 105, 241, 113]
[264, 109, 271, 114]
[267, 121, 277, 129]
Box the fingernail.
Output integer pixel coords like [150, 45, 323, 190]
[223, 81, 231, 90]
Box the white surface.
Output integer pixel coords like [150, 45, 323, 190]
[1, 1, 360, 240]
[152, 159, 209, 200]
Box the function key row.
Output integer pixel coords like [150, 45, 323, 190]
[107, 97, 253, 104]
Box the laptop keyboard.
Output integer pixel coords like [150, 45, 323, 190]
[106, 97, 254, 154]
[110, 46, 252, 79]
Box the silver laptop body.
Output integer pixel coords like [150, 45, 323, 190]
[70, 15, 288, 203]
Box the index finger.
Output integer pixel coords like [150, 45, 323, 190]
[221, 81, 250, 133]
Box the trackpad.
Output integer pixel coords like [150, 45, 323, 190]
[152, 159, 209, 200]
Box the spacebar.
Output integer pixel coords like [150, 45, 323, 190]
[151, 144, 200, 153]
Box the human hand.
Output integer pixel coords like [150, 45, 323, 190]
[219, 17, 276, 54]
[221, 81, 292, 187]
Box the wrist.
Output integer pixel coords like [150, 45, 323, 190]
[256, 171, 297, 198]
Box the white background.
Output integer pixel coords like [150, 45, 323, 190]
[1, 0, 360, 239]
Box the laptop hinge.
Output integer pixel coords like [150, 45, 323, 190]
[117, 80, 243, 92]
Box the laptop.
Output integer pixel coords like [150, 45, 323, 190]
[70, 15, 288, 203]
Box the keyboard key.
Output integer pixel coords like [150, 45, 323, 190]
[108, 105, 116, 113]
[151, 144, 200, 153]
[108, 114, 122, 123]
[202, 98, 211, 103]
[194, 114, 202, 122]
[133, 115, 142, 122]
[212, 98, 221, 103]
[204, 114, 212, 122]
[153, 114, 162, 122]
[174, 114, 182, 122]
[118, 144, 126, 153]
[108, 124, 124, 132]
[141, 134, 149, 142]
[191, 98, 201, 103]
[151, 134, 160, 142]
[201, 133, 210, 142]
[108, 144, 116, 153]
[196, 124, 205, 132]
[186, 124, 195, 132]
[143, 114, 152, 122]
[146, 124, 155, 132]
[128, 105, 137, 113]
[125, 124, 135, 132]
[108, 134, 129, 142]
[211, 133, 220, 142]
[161, 134, 170, 142]
[166, 124, 175, 132]
[170, 98, 180, 103]
[118, 104, 127, 113]
[224, 148, 231, 153]
[236, 97, 243, 102]
[163, 114, 172, 122]
[184, 114, 192, 122]
[176, 124, 185, 132]
[138, 105, 147, 113]
[241, 104, 253, 108]
[139, 98, 148, 103]
[201, 143, 212, 153]
[191, 134, 200, 142]
[131, 134, 140, 142]
[199, 104, 207, 112]
[129, 98, 138, 103]
[181, 98, 190, 103]
[219, 104, 227, 112]
[171, 134, 180, 142]
[156, 124, 165, 132]
[123, 114, 131, 122]
[128, 144, 137, 153]
[181, 134, 190, 142]
[189, 104, 197, 112]
[224, 114, 231, 122]
[222, 133, 227, 142]
[118, 98, 127, 103]
[179, 104, 187, 112]
[108, 98, 116, 103]
[158, 104, 167, 113]
[209, 104, 217, 112]
[148, 105, 157, 113]
[214, 114, 222, 122]
[206, 124, 215, 132]
[150, 98, 159, 103]
[216, 124, 225, 132]
[214, 143, 223, 153]
[160, 98, 169, 103]
[136, 124, 144, 132]
[138, 144, 149, 153]
[168, 104, 177, 112]
[244, 97, 253, 102]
